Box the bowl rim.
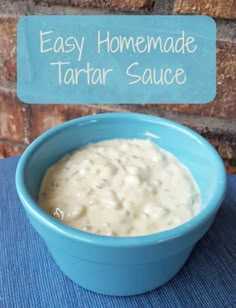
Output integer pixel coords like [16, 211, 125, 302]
[15, 112, 227, 247]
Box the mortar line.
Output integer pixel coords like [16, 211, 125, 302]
[0, 140, 27, 148]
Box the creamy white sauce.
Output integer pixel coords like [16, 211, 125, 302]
[39, 139, 200, 236]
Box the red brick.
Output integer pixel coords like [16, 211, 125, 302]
[174, 0, 236, 19]
[0, 89, 30, 144]
[36, 0, 153, 9]
[0, 17, 18, 82]
[13, 0, 153, 9]
[0, 144, 4, 159]
[108, 0, 152, 10]
[0, 143, 25, 159]
[61, 104, 103, 119]
[155, 42, 236, 119]
[28, 105, 66, 141]
[225, 162, 236, 175]
[28, 104, 103, 141]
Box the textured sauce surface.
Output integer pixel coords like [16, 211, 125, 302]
[39, 139, 200, 236]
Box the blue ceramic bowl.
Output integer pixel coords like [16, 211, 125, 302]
[16, 112, 226, 296]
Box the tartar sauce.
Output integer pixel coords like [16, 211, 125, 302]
[39, 139, 200, 236]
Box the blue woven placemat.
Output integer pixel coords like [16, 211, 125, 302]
[1, 156, 236, 308]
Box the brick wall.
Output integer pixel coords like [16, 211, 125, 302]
[0, 0, 235, 174]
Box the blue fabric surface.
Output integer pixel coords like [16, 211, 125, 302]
[1, 156, 236, 308]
